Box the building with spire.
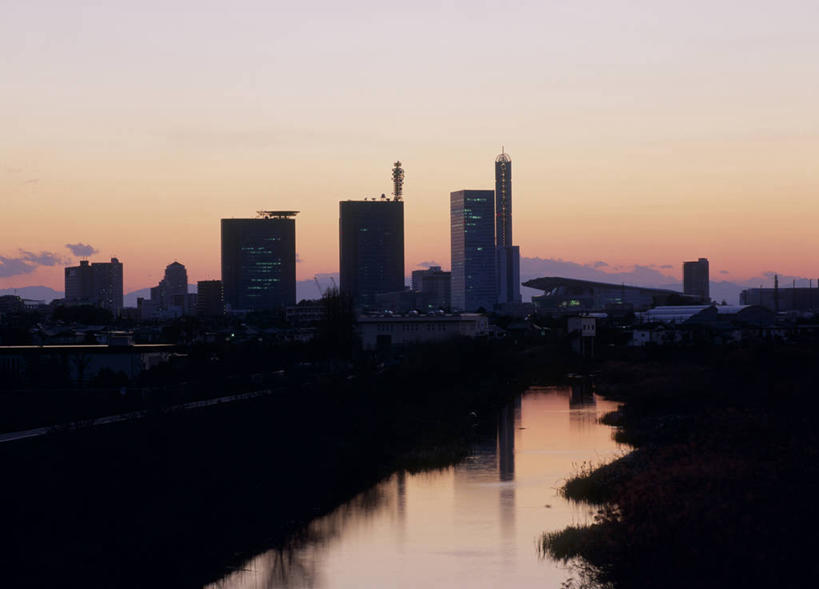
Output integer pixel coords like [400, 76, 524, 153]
[495, 149, 521, 304]
[339, 162, 405, 307]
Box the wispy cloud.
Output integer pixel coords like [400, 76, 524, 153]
[0, 249, 67, 278]
[521, 257, 678, 287]
[416, 260, 442, 268]
[65, 242, 99, 257]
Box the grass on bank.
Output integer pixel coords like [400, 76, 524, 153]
[540, 344, 819, 589]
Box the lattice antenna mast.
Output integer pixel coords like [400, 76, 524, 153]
[392, 161, 404, 201]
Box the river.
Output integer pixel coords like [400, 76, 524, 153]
[208, 384, 621, 588]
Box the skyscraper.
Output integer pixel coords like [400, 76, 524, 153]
[221, 212, 297, 311]
[450, 190, 497, 311]
[150, 261, 189, 310]
[683, 258, 710, 302]
[163, 261, 188, 305]
[196, 280, 225, 316]
[339, 199, 405, 306]
[64, 258, 124, 315]
[141, 261, 192, 319]
[495, 150, 522, 304]
[495, 150, 513, 248]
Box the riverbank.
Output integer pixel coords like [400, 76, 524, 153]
[0, 338, 572, 588]
[542, 344, 819, 588]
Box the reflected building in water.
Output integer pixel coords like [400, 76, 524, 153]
[569, 377, 596, 409]
[569, 378, 601, 431]
[497, 400, 517, 482]
[496, 397, 519, 568]
[210, 388, 623, 589]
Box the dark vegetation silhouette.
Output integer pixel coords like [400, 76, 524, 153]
[314, 287, 356, 358]
[542, 344, 819, 588]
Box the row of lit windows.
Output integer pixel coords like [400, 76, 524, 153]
[376, 322, 452, 333]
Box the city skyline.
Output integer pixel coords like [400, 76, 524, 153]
[4, 4, 819, 588]
[3, 2, 819, 291]
[2, 216, 819, 296]
[3, 143, 817, 297]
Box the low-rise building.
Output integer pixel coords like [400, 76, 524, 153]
[0, 343, 174, 385]
[0, 295, 25, 315]
[567, 315, 598, 357]
[525, 277, 690, 314]
[567, 316, 598, 337]
[631, 305, 777, 347]
[411, 266, 451, 310]
[285, 303, 326, 326]
[739, 286, 819, 312]
[357, 313, 489, 350]
[637, 305, 774, 326]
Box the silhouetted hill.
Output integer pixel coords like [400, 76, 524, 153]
[123, 288, 151, 308]
[0, 286, 63, 302]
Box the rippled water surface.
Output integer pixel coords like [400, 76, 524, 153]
[210, 385, 621, 588]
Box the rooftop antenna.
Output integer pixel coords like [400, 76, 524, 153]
[392, 161, 404, 201]
[257, 210, 299, 219]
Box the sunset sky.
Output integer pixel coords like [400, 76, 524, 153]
[2, 0, 818, 292]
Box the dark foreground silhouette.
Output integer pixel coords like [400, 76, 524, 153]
[542, 344, 819, 589]
[0, 339, 564, 588]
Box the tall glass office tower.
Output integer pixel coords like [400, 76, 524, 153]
[450, 190, 497, 311]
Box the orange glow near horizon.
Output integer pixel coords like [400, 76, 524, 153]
[2, 1, 819, 293]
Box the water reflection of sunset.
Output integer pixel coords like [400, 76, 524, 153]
[211, 387, 622, 588]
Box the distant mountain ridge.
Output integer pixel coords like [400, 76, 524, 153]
[0, 286, 63, 302]
[2, 260, 794, 308]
